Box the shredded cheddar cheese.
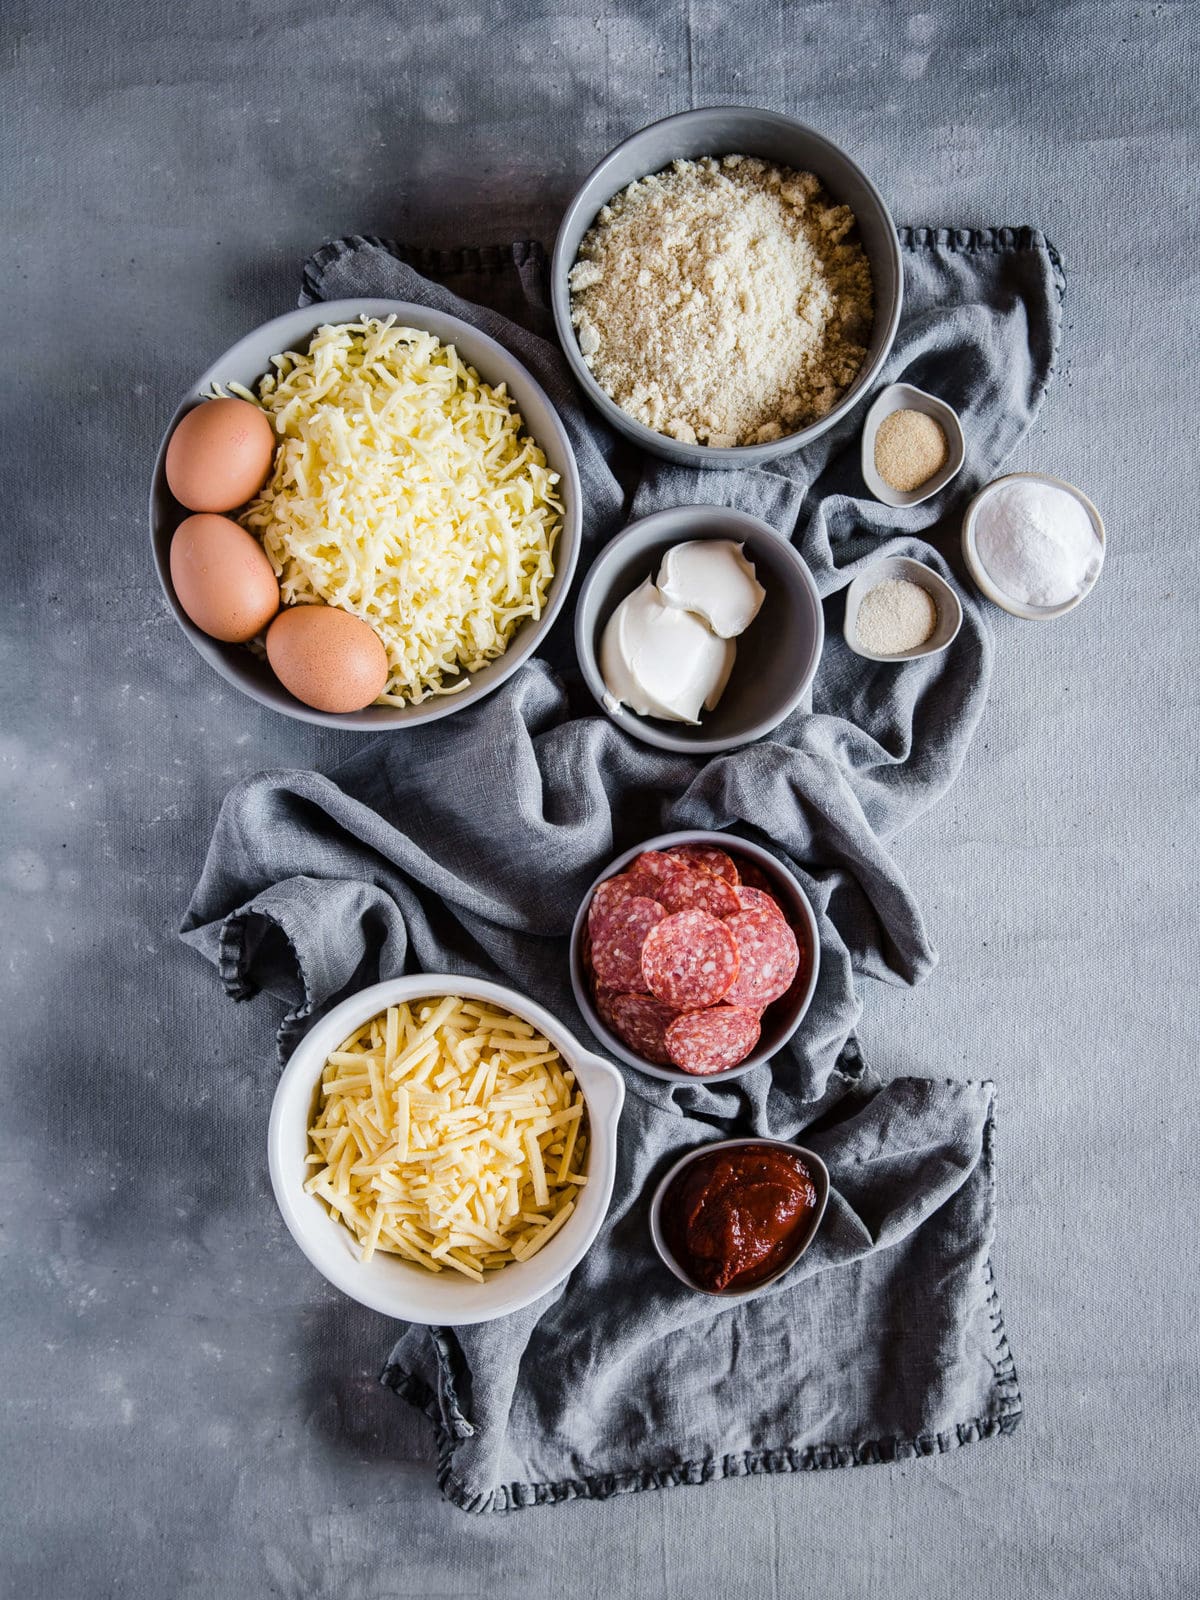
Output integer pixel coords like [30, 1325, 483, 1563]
[235, 318, 563, 705]
[305, 997, 588, 1277]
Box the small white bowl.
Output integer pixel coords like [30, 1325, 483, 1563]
[268, 975, 625, 1326]
[962, 472, 1105, 620]
[861, 383, 965, 508]
[648, 1137, 830, 1297]
[843, 556, 963, 662]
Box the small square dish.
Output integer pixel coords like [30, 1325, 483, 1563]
[860, 382, 965, 508]
[843, 556, 963, 662]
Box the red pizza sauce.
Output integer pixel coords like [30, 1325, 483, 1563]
[662, 1143, 819, 1292]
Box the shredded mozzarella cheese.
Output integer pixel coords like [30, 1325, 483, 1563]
[237, 318, 563, 704]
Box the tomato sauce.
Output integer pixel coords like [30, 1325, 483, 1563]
[662, 1143, 819, 1292]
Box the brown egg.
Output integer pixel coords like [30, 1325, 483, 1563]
[266, 606, 389, 713]
[170, 514, 280, 643]
[165, 397, 275, 512]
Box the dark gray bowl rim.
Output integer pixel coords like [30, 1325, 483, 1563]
[148, 297, 583, 732]
[648, 1136, 830, 1297]
[574, 505, 824, 754]
[569, 829, 821, 1082]
[551, 105, 903, 466]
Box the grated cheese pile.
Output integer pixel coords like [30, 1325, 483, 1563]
[305, 996, 588, 1280]
[235, 318, 563, 705]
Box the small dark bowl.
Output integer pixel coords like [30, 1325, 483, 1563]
[649, 1137, 830, 1296]
[569, 830, 820, 1082]
[575, 505, 824, 755]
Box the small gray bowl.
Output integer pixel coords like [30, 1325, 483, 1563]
[649, 1137, 830, 1297]
[551, 106, 903, 466]
[860, 383, 965, 508]
[575, 506, 823, 754]
[843, 556, 963, 662]
[149, 299, 582, 731]
[570, 830, 820, 1082]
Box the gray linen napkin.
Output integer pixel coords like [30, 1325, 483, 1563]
[183, 227, 1061, 1511]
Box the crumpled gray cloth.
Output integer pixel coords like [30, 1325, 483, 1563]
[183, 227, 1060, 1511]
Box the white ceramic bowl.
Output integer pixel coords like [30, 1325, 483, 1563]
[150, 299, 582, 730]
[569, 831, 820, 1083]
[648, 1137, 830, 1297]
[962, 471, 1105, 620]
[843, 556, 963, 662]
[268, 975, 625, 1326]
[860, 382, 965, 508]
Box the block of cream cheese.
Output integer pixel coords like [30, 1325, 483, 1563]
[656, 540, 765, 639]
[600, 578, 736, 724]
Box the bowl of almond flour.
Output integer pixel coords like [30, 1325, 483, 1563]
[552, 108, 903, 465]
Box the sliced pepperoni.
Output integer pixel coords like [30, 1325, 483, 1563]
[665, 1005, 762, 1074]
[666, 844, 740, 885]
[587, 873, 637, 943]
[623, 867, 676, 902]
[640, 909, 739, 1010]
[592, 984, 619, 1028]
[733, 885, 787, 921]
[655, 866, 742, 920]
[631, 850, 689, 884]
[735, 859, 778, 897]
[609, 992, 680, 1065]
[591, 895, 666, 993]
[724, 909, 801, 1009]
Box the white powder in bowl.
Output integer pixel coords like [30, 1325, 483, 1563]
[974, 479, 1101, 608]
[855, 577, 938, 655]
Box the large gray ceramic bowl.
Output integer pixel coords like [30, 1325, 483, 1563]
[149, 299, 582, 731]
[575, 505, 824, 754]
[551, 106, 903, 466]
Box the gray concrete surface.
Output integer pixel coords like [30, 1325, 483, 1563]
[3, 1, 1197, 1595]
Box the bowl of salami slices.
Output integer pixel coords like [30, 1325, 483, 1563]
[570, 831, 820, 1081]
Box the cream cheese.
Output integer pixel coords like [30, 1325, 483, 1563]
[656, 539, 766, 639]
[599, 578, 736, 724]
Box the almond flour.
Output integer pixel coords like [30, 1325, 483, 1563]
[568, 155, 873, 447]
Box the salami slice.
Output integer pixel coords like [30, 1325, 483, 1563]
[621, 868, 672, 902]
[640, 909, 739, 1010]
[665, 1005, 762, 1074]
[587, 873, 637, 943]
[631, 850, 689, 883]
[666, 844, 740, 885]
[736, 859, 777, 897]
[655, 865, 742, 920]
[609, 992, 680, 1065]
[591, 895, 667, 993]
[593, 985, 619, 1029]
[724, 909, 800, 1009]
[733, 885, 787, 921]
